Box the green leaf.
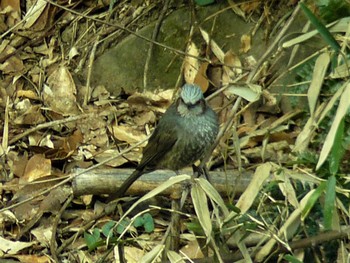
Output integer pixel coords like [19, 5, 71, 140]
[101, 221, 116, 238]
[194, 0, 215, 6]
[302, 181, 327, 220]
[324, 175, 336, 230]
[283, 254, 303, 263]
[191, 182, 212, 242]
[116, 218, 131, 234]
[132, 214, 155, 233]
[186, 220, 205, 235]
[84, 228, 101, 250]
[300, 2, 340, 52]
[133, 216, 144, 228]
[329, 117, 345, 175]
[143, 213, 155, 233]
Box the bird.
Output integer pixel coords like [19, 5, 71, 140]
[110, 83, 219, 200]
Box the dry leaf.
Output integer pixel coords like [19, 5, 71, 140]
[21, 154, 51, 183]
[0, 236, 35, 255]
[200, 27, 225, 63]
[134, 111, 156, 126]
[222, 50, 242, 85]
[16, 89, 40, 100]
[224, 83, 261, 102]
[94, 149, 141, 167]
[194, 62, 209, 93]
[44, 65, 78, 115]
[240, 34, 251, 53]
[183, 41, 199, 84]
[22, 0, 47, 28]
[236, 163, 272, 213]
[13, 104, 46, 125]
[111, 124, 147, 144]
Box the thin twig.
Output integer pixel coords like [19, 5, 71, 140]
[44, 0, 211, 64]
[9, 112, 98, 145]
[247, 3, 301, 82]
[50, 194, 74, 262]
[2, 97, 9, 151]
[84, 35, 100, 105]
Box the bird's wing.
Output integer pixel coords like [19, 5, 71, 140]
[137, 116, 178, 171]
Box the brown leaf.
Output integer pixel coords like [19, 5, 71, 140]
[240, 34, 251, 53]
[16, 89, 40, 100]
[44, 65, 79, 115]
[134, 111, 156, 126]
[21, 154, 51, 183]
[222, 50, 242, 85]
[94, 149, 141, 167]
[110, 124, 147, 144]
[184, 41, 200, 84]
[194, 62, 209, 93]
[127, 89, 173, 110]
[14, 105, 46, 125]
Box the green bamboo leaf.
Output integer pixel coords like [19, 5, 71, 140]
[283, 254, 303, 263]
[329, 117, 345, 175]
[196, 177, 229, 216]
[301, 181, 327, 220]
[167, 250, 186, 263]
[191, 182, 212, 242]
[300, 2, 340, 52]
[324, 175, 336, 230]
[195, 0, 215, 6]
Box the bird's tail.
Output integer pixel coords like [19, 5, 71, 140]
[107, 169, 145, 202]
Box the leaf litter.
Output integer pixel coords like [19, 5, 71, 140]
[0, 1, 349, 262]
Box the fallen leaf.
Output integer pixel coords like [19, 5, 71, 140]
[111, 124, 148, 144]
[44, 65, 79, 115]
[0, 236, 35, 255]
[222, 50, 242, 85]
[21, 154, 51, 183]
[183, 41, 200, 84]
[240, 34, 251, 53]
[194, 62, 209, 92]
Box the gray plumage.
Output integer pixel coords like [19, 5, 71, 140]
[111, 84, 219, 199]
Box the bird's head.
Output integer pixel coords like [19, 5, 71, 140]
[176, 84, 206, 117]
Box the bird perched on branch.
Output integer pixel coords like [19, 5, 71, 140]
[110, 83, 219, 200]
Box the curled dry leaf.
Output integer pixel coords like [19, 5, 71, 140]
[16, 90, 40, 100]
[43, 65, 79, 115]
[240, 34, 251, 53]
[222, 50, 242, 85]
[224, 83, 261, 102]
[184, 41, 200, 84]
